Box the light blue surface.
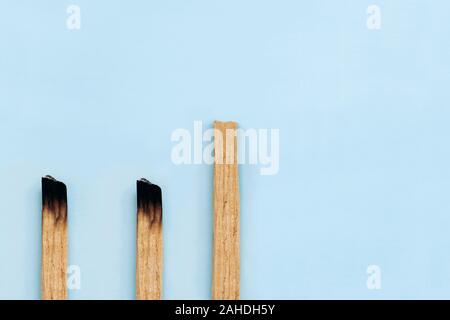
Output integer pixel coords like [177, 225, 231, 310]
[0, 1, 450, 299]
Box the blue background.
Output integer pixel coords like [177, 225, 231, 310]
[0, 0, 450, 299]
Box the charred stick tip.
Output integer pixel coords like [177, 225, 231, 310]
[42, 176, 67, 221]
[137, 178, 162, 212]
[42, 176, 67, 203]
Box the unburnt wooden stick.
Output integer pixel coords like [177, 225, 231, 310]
[212, 121, 240, 300]
[136, 178, 163, 300]
[41, 175, 68, 300]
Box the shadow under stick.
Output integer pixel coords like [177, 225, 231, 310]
[212, 121, 240, 300]
[41, 175, 68, 300]
[136, 179, 163, 300]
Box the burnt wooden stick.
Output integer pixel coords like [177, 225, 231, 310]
[41, 175, 68, 300]
[212, 121, 240, 300]
[136, 178, 163, 300]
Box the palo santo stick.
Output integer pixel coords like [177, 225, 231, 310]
[136, 178, 163, 300]
[41, 175, 68, 300]
[212, 121, 240, 300]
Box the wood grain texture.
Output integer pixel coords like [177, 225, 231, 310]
[136, 179, 163, 300]
[41, 176, 68, 300]
[212, 121, 240, 300]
